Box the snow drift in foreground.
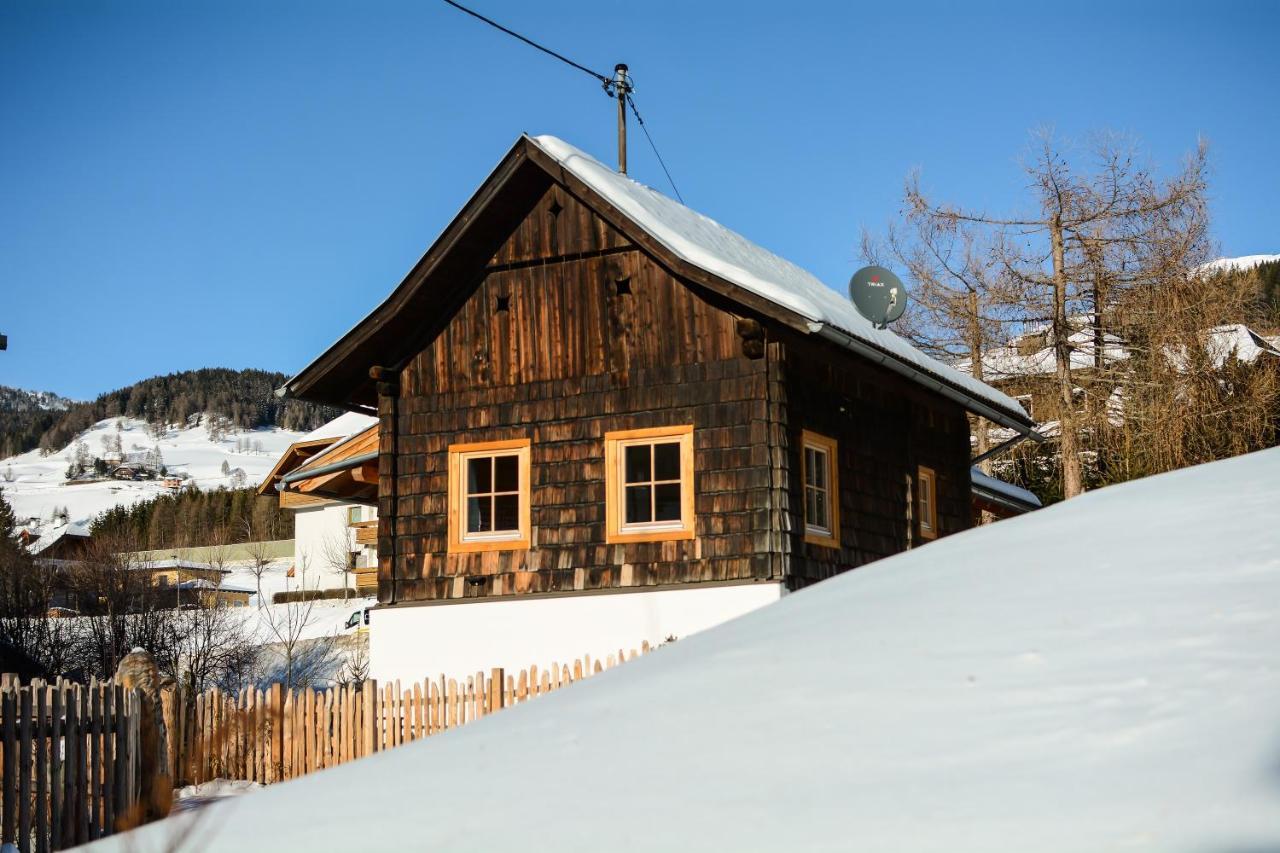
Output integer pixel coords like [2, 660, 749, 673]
[92, 450, 1280, 853]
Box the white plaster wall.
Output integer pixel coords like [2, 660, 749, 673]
[292, 502, 376, 588]
[368, 582, 784, 683]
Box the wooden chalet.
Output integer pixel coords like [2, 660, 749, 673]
[279, 134, 1038, 679]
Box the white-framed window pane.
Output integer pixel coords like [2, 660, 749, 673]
[653, 442, 681, 481]
[654, 482, 682, 521]
[625, 484, 652, 524]
[493, 493, 520, 531]
[493, 455, 519, 492]
[624, 444, 650, 484]
[466, 496, 490, 533]
[467, 457, 491, 494]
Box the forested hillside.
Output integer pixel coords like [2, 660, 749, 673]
[0, 386, 74, 458]
[1, 369, 338, 458]
[1245, 259, 1280, 328]
[90, 486, 293, 550]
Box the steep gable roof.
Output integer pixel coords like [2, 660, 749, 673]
[283, 135, 1035, 433]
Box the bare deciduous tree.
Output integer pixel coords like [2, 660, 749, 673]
[904, 129, 1212, 497]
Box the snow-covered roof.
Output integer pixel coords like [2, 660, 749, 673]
[956, 319, 1129, 380]
[302, 412, 378, 444]
[959, 321, 1277, 380]
[98, 448, 1280, 852]
[28, 521, 91, 555]
[530, 136, 1029, 426]
[1199, 253, 1280, 274]
[141, 558, 229, 573]
[1201, 323, 1280, 365]
[970, 467, 1041, 511]
[177, 579, 253, 593]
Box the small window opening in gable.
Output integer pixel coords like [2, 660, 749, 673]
[604, 426, 695, 544]
[801, 430, 840, 548]
[548, 198, 564, 218]
[614, 276, 631, 296]
[495, 294, 510, 312]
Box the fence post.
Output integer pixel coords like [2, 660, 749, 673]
[1, 688, 15, 848]
[101, 687, 114, 839]
[362, 680, 376, 757]
[88, 684, 101, 841]
[35, 684, 48, 853]
[488, 668, 504, 713]
[19, 687, 33, 850]
[49, 686, 62, 849]
[269, 684, 282, 784]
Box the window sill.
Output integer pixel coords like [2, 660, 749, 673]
[803, 529, 840, 549]
[448, 535, 531, 554]
[605, 527, 695, 545]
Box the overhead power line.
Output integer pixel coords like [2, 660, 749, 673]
[626, 94, 683, 203]
[441, 0, 685, 202]
[440, 0, 611, 86]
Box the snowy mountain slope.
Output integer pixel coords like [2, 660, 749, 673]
[0, 385, 75, 412]
[94, 447, 1280, 853]
[0, 417, 308, 534]
[1200, 253, 1280, 273]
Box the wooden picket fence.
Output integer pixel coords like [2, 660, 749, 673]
[171, 642, 651, 786]
[0, 642, 651, 851]
[0, 676, 146, 853]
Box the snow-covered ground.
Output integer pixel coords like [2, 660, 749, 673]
[91, 447, 1280, 852]
[219, 556, 373, 645]
[0, 417, 309, 536]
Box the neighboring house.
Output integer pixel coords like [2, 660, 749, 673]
[111, 464, 156, 481]
[970, 467, 1042, 521]
[277, 134, 1038, 681]
[959, 318, 1279, 432]
[29, 523, 92, 560]
[175, 579, 254, 608]
[258, 413, 379, 595]
[141, 557, 230, 588]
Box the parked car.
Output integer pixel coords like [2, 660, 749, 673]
[344, 607, 370, 631]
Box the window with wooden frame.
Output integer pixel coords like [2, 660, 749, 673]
[801, 430, 840, 548]
[917, 465, 938, 541]
[604, 425, 695, 543]
[447, 438, 531, 553]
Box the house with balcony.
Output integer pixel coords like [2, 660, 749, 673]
[259, 413, 379, 596]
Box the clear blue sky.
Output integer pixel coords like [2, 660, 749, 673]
[2, 0, 1276, 400]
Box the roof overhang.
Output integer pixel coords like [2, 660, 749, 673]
[277, 425, 380, 505]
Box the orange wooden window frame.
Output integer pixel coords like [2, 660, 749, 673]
[801, 430, 840, 548]
[447, 438, 532, 553]
[604, 425, 695, 544]
[917, 465, 938, 540]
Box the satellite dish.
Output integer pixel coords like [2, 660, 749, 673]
[848, 265, 907, 329]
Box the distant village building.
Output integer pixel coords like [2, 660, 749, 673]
[958, 319, 1279, 435]
[276, 135, 1040, 681]
[111, 463, 157, 481]
[259, 412, 379, 596]
[27, 523, 92, 560]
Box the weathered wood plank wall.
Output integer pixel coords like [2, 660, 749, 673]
[376, 179, 975, 604]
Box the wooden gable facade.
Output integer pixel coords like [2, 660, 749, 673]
[283, 136, 1030, 607]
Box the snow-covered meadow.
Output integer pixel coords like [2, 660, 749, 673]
[0, 417, 309, 535]
[90, 446, 1280, 852]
